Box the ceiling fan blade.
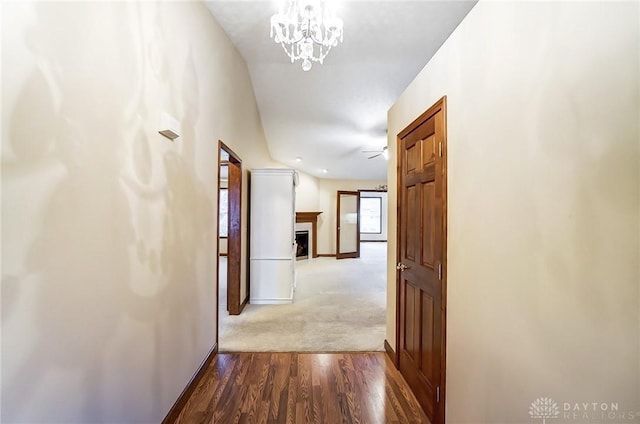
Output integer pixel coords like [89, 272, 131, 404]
[368, 153, 382, 159]
[362, 150, 381, 153]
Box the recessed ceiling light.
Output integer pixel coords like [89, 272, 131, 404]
[321, 169, 328, 174]
[295, 157, 303, 162]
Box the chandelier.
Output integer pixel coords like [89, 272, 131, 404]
[270, 0, 344, 71]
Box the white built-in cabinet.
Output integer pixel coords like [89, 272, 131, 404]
[249, 169, 298, 304]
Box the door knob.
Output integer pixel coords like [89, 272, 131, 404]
[396, 262, 410, 271]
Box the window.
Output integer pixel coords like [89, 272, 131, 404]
[360, 197, 382, 234]
[219, 188, 228, 238]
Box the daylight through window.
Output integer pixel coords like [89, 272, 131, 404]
[219, 188, 228, 237]
[360, 197, 382, 234]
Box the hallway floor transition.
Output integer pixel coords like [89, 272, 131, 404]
[219, 243, 387, 352]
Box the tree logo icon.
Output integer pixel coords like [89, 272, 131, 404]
[529, 397, 560, 424]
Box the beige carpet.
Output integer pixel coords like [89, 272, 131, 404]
[219, 243, 387, 352]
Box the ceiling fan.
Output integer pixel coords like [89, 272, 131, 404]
[363, 146, 389, 160]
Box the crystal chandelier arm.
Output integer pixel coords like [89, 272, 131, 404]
[307, 17, 343, 47]
[271, 20, 306, 45]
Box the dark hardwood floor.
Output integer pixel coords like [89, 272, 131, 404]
[174, 352, 430, 424]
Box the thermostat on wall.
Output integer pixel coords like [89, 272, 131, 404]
[159, 112, 181, 140]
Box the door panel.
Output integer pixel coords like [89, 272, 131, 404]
[397, 97, 447, 424]
[405, 282, 417, 362]
[406, 185, 419, 262]
[421, 290, 435, 382]
[217, 141, 244, 320]
[227, 161, 242, 315]
[336, 191, 360, 259]
[422, 181, 436, 267]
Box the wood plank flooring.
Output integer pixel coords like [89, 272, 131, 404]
[174, 352, 430, 424]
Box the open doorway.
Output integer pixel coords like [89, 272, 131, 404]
[219, 182, 388, 352]
[219, 242, 387, 351]
[216, 141, 243, 324]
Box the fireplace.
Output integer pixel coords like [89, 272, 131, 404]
[295, 230, 309, 260]
[295, 211, 321, 258]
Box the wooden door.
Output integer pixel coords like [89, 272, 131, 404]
[336, 190, 360, 259]
[396, 97, 447, 423]
[226, 160, 242, 314]
[217, 141, 243, 321]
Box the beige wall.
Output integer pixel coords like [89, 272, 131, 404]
[295, 169, 320, 212]
[316, 178, 385, 255]
[1, 1, 274, 422]
[387, 1, 639, 422]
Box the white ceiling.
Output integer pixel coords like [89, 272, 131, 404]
[205, 1, 476, 180]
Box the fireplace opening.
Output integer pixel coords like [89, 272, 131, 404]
[296, 230, 309, 260]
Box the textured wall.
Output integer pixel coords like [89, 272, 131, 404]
[1, 1, 273, 422]
[387, 1, 639, 422]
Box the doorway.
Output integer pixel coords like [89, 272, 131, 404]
[396, 96, 448, 424]
[217, 141, 243, 321]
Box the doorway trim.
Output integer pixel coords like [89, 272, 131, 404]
[217, 141, 244, 331]
[395, 96, 448, 424]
